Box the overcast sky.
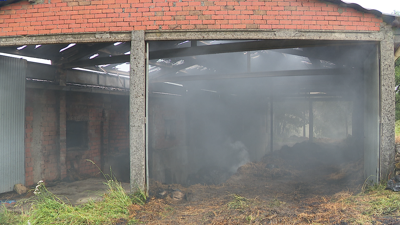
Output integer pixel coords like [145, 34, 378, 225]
[342, 0, 400, 14]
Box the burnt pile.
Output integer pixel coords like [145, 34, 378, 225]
[150, 138, 364, 203]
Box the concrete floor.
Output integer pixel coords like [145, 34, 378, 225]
[46, 178, 131, 205]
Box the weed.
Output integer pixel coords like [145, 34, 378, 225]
[227, 194, 248, 209]
[0, 161, 147, 225]
[0, 205, 24, 224]
[245, 214, 253, 222]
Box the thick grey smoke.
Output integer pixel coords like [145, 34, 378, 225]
[148, 40, 380, 186]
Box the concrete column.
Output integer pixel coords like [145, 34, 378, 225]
[129, 30, 146, 192]
[380, 25, 396, 180]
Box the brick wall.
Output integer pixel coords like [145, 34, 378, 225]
[0, 0, 383, 37]
[66, 92, 103, 176]
[24, 93, 34, 186]
[25, 89, 60, 186]
[40, 91, 60, 181]
[108, 95, 130, 154]
[24, 89, 129, 186]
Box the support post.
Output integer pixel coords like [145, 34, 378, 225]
[379, 25, 396, 180]
[130, 30, 146, 192]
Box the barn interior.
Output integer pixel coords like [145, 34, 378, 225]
[0, 38, 380, 201]
[147, 39, 380, 200]
[0, 41, 132, 194]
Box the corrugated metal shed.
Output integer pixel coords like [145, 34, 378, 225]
[0, 56, 26, 193]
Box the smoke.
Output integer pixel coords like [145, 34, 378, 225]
[148, 40, 380, 186]
[224, 138, 250, 174]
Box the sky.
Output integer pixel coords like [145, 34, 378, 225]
[343, 0, 400, 14]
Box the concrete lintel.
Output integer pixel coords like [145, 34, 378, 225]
[0, 32, 131, 46]
[129, 30, 146, 192]
[145, 29, 384, 41]
[380, 24, 396, 180]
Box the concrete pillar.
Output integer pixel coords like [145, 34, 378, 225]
[129, 30, 146, 192]
[380, 25, 396, 180]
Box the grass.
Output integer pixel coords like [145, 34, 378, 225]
[329, 182, 400, 223]
[227, 194, 249, 209]
[358, 182, 400, 217]
[3, 176, 400, 224]
[0, 165, 147, 225]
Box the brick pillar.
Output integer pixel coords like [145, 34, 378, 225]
[59, 91, 67, 179]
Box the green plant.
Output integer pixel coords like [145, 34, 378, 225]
[0, 204, 25, 225]
[245, 214, 253, 222]
[227, 194, 248, 209]
[0, 160, 147, 225]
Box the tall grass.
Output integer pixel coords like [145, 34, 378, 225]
[0, 165, 146, 225]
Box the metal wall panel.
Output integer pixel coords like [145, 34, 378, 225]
[0, 56, 27, 193]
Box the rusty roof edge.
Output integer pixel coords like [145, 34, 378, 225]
[320, 0, 399, 27]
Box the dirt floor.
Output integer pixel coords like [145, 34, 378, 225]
[0, 178, 130, 209]
[2, 139, 399, 224]
[129, 139, 370, 224]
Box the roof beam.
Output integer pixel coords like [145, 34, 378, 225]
[150, 68, 355, 83]
[54, 42, 115, 66]
[61, 55, 129, 69]
[149, 40, 374, 60]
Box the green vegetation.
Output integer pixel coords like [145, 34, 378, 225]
[0, 177, 146, 225]
[358, 183, 400, 217]
[395, 58, 400, 135]
[227, 194, 249, 209]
